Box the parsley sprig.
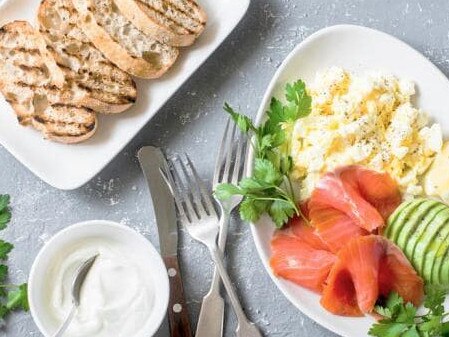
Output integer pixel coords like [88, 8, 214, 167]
[215, 80, 311, 228]
[369, 288, 449, 337]
[0, 195, 28, 325]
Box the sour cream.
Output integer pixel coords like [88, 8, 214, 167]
[45, 238, 155, 337]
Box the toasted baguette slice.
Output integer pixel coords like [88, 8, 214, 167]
[114, 0, 207, 47]
[72, 0, 179, 79]
[32, 101, 97, 144]
[0, 21, 65, 124]
[37, 0, 137, 114]
[0, 21, 97, 143]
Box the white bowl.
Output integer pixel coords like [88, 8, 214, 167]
[29, 220, 169, 337]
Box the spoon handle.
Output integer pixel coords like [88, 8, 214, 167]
[53, 305, 76, 337]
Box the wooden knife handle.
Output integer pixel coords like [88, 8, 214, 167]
[163, 256, 193, 337]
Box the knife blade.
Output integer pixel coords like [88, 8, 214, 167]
[138, 146, 178, 257]
[138, 146, 193, 337]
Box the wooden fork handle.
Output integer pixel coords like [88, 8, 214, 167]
[163, 256, 193, 337]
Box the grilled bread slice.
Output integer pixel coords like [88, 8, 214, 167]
[37, 0, 137, 114]
[0, 21, 65, 124]
[0, 21, 97, 143]
[114, 0, 207, 47]
[72, 0, 179, 79]
[32, 101, 97, 144]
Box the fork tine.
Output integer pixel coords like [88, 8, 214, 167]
[185, 154, 218, 217]
[222, 123, 237, 184]
[171, 157, 199, 223]
[175, 155, 208, 219]
[213, 119, 231, 187]
[231, 131, 247, 185]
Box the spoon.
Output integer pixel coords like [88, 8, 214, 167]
[53, 254, 99, 337]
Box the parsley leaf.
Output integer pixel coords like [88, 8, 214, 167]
[369, 323, 410, 337]
[374, 292, 404, 318]
[0, 304, 8, 327]
[285, 80, 312, 119]
[402, 326, 421, 337]
[239, 198, 264, 223]
[6, 284, 28, 311]
[217, 80, 312, 228]
[224, 103, 256, 133]
[424, 285, 446, 316]
[0, 213, 10, 232]
[253, 158, 282, 185]
[214, 184, 242, 200]
[269, 199, 296, 226]
[0, 194, 29, 325]
[0, 305, 7, 319]
[0, 195, 11, 231]
[0, 265, 7, 284]
[0, 241, 13, 261]
[0, 196, 9, 213]
[370, 289, 449, 337]
[442, 322, 449, 336]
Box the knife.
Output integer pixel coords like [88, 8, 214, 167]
[138, 146, 193, 337]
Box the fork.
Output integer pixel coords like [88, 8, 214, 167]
[195, 119, 247, 337]
[162, 155, 262, 337]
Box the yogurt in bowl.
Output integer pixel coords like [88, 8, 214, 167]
[29, 220, 169, 337]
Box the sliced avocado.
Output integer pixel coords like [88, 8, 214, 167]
[384, 200, 413, 237]
[399, 200, 442, 261]
[439, 241, 449, 286]
[416, 206, 449, 283]
[412, 207, 449, 281]
[384, 199, 426, 243]
[403, 201, 445, 257]
[429, 216, 449, 285]
[384, 198, 449, 286]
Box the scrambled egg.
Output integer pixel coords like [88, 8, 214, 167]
[291, 67, 442, 200]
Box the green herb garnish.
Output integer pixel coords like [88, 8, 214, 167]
[0, 195, 28, 323]
[216, 80, 311, 228]
[369, 288, 449, 337]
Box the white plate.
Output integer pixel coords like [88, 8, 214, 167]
[249, 24, 449, 337]
[0, 0, 250, 190]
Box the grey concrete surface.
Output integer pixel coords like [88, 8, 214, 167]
[1, 0, 449, 336]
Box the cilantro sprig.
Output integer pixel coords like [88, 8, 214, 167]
[0, 195, 28, 324]
[369, 288, 449, 337]
[216, 80, 311, 228]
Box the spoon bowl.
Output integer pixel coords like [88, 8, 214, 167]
[52, 254, 98, 337]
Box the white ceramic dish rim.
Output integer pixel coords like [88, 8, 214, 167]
[28, 220, 169, 337]
[248, 24, 449, 337]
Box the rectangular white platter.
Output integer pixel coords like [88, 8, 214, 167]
[0, 0, 250, 189]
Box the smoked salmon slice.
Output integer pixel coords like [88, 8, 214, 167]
[321, 235, 424, 316]
[288, 211, 330, 251]
[270, 219, 336, 293]
[309, 202, 368, 253]
[340, 166, 402, 220]
[310, 171, 383, 232]
[309, 166, 401, 251]
[270, 234, 336, 293]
